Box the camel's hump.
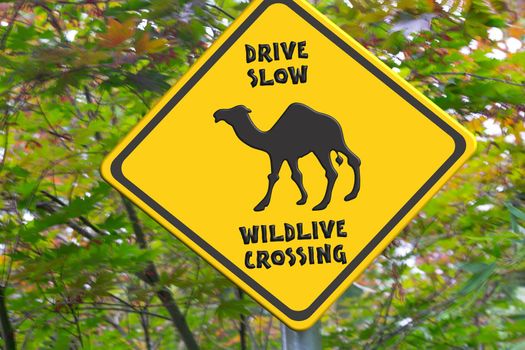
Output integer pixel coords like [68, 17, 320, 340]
[280, 103, 338, 122]
[269, 103, 341, 136]
[285, 102, 316, 114]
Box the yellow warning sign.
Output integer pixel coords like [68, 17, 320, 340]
[101, 0, 476, 330]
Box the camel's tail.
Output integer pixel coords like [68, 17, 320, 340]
[335, 152, 344, 166]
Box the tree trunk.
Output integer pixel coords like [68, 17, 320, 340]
[0, 286, 16, 350]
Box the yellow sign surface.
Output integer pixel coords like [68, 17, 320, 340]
[101, 0, 476, 330]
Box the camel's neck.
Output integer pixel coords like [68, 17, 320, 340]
[229, 116, 268, 151]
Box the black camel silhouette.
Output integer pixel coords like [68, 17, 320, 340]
[213, 103, 361, 211]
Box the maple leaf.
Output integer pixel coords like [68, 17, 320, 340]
[98, 18, 136, 48]
[466, 116, 487, 134]
[73, 49, 111, 66]
[135, 33, 168, 55]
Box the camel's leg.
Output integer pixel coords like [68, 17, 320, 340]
[343, 150, 361, 201]
[288, 158, 307, 205]
[254, 157, 283, 211]
[313, 152, 337, 211]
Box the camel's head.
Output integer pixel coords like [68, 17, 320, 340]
[213, 105, 252, 125]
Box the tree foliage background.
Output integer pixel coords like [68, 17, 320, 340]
[0, 0, 524, 349]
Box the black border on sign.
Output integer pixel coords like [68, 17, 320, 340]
[109, 0, 466, 321]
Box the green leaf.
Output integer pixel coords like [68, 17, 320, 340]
[459, 263, 496, 295]
[215, 298, 252, 320]
[125, 70, 171, 93]
[511, 341, 525, 350]
[506, 203, 525, 221]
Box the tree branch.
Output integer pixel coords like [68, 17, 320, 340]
[36, 193, 200, 349]
[430, 72, 525, 87]
[203, 3, 235, 20]
[0, 286, 16, 350]
[371, 297, 457, 348]
[34, 1, 64, 39]
[0, 111, 9, 176]
[121, 196, 200, 350]
[103, 316, 142, 350]
[236, 288, 247, 350]
[40, 190, 103, 236]
[54, 0, 113, 4]
[72, 306, 171, 321]
[140, 311, 152, 350]
[121, 197, 147, 249]
[0, 0, 25, 51]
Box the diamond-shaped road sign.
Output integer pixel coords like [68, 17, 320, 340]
[101, 0, 476, 330]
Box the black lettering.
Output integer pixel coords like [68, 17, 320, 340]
[334, 245, 347, 264]
[245, 44, 256, 63]
[269, 224, 284, 242]
[308, 246, 315, 264]
[261, 225, 268, 243]
[297, 247, 307, 265]
[285, 248, 296, 266]
[245, 251, 255, 269]
[281, 41, 296, 59]
[273, 42, 280, 60]
[312, 221, 318, 239]
[247, 69, 258, 88]
[297, 223, 311, 240]
[316, 244, 331, 264]
[239, 226, 258, 244]
[257, 251, 271, 269]
[260, 69, 274, 86]
[320, 220, 335, 239]
[271, 250, 285, 265]
[288, 65, 308, 84]
[258, 44, 272, 62]
[285, 223, 295, 241]
[274, 68, 288, 83]
[298, 41, 308, 58]
[337, 219, 347, 237]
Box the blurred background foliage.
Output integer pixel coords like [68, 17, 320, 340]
[0, 0, 524, 349]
